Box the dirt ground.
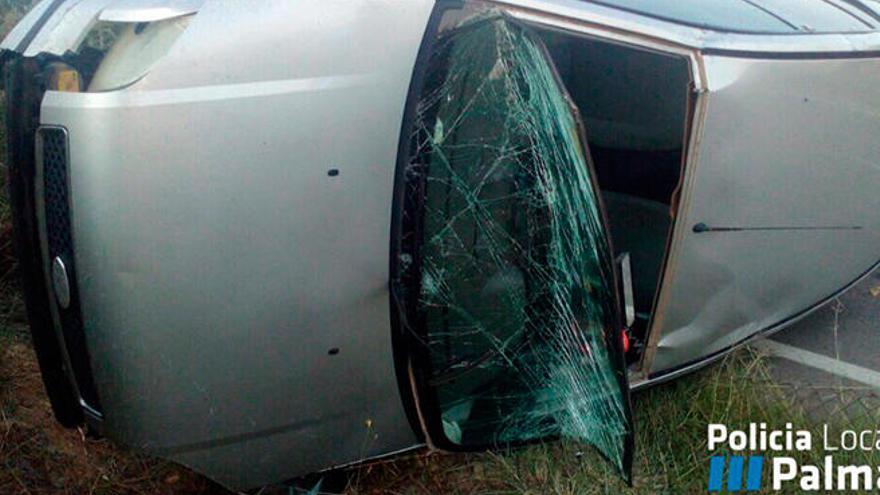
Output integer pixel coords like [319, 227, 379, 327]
[0, 314, 227, 494]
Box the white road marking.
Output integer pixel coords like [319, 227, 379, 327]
[752, 339, 880, 390]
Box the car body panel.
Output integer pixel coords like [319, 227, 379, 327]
[31, 0, 434, 489]
[650, 53, 880, 374]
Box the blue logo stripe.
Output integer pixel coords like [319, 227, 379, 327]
[727, 456, 745, 491]
[708, 456, 725, 491]
[746, 456, 764, 491]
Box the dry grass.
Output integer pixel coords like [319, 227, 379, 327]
[0, 0, 32, 39]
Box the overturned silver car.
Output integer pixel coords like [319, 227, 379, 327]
[3, 0, 879, 490]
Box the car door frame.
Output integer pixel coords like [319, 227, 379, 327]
[387, 0, 705, 471]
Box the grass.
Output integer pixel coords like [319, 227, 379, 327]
[0, 0, 33, 342]
[346, 349, 880, 495]
[0, 2, 878, 494]
[0, 0, 31, 44]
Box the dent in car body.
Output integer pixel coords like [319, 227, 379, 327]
[652, 54, 880, 374]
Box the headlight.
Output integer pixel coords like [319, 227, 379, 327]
[76, 15, 192, 92]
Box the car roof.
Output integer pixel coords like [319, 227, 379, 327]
[583, 0, 880, 33]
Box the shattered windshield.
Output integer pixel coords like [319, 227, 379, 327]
[402, 14, 632, 475]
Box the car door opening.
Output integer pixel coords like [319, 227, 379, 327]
[534, 25, 692, 366]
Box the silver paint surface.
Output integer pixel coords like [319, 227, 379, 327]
[37, 0, 434, 489]
[652, 54, 880, 373]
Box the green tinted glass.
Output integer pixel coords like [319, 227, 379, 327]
[409, 15, 632, 474]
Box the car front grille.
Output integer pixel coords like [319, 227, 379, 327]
[37, 126, 102, 414]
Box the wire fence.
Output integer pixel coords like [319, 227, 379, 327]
[773, 381, 880, 424]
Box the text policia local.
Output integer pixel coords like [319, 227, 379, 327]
[708, 423, 880, 452]
[709, 423, 880, 491]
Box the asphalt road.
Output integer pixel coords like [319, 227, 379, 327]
[755, 267, 880, 418]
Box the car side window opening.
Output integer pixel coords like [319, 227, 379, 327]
[423, 5, 694, 372]
[536, 26, 691, 364]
